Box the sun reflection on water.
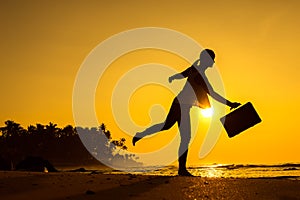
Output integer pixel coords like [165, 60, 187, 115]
[206, 167, 222, 177]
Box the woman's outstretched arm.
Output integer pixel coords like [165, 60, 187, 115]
[201, 75, 241, 109]
[209, 90, 241, 109]
[169, 73, 185, 83]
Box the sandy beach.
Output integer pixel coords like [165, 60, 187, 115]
[0, 171, 299, 200]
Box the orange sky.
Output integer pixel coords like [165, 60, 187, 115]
[0, 0, 300, 165]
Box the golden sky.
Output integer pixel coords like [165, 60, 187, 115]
[0, 0, 300, 164]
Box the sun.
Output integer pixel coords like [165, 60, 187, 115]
[200, 108, 214, 118]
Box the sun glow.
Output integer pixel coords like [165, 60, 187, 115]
[200, 108, 214, 118]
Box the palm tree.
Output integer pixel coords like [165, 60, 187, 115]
[0, 120, 25, 169]
[45, 122, 60, 137]
[62, 125, 76, 137]
[27, 125, 37, 135]
[99, 123, 111, 139]
[0, 120, 24, 137]
[100, 123, 106, 132]
[36, 123, 45, 135]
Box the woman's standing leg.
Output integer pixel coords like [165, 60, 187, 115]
[178, 105, 193, 176]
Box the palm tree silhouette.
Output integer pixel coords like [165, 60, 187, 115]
[0, 120, 24, 137]
[46, 122, 61, 138]
[36, 123, 45, 135]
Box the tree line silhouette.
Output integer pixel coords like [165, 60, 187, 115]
[0, 120, 141, 171]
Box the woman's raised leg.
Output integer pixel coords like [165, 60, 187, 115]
[132, 98, 180, 146]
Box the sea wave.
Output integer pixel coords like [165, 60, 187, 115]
[192, 163, 300, 170]
[60, 163, 300, 179]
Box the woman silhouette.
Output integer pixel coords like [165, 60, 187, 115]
[132, 49, 240, 176]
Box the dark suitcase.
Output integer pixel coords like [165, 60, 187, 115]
[220, 102, 262, 138]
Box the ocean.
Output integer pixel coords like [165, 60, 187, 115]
[101, 163, 300, 179]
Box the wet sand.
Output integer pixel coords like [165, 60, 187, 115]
[0, 171, 299, 200]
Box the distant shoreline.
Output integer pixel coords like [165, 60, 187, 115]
[55, 163, 300, 180]
[3, 162, 300, 180]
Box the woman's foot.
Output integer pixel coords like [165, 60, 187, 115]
[178, 169, 194, 176]
[132, 133, 142, 146]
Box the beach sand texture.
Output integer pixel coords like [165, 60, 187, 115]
[0, 171, 299, 200]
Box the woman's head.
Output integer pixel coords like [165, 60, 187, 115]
[199, 49, 215, 67]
